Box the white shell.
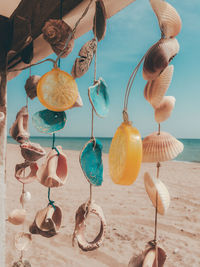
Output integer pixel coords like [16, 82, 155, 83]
[142, 248, 155, 267]
[144, 65, 174, 108]
[143, 38, 179, 81]
[20, 191, 31, 205]
[7, 209, 26, 225]
[155, 96, 176, 123]
[150, 0, 182, 38]
[142, 131, 184, 162]
[15, 232, 32, 251]
[144, 172, 170, 215]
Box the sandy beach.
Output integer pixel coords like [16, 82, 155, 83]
[6, 144, 200, 267]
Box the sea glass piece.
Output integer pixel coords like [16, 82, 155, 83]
[80, 139, 103, 186]
[88, 78, 109, 117]
[109, 122, 142, 185]
[32, 109, 66, 134]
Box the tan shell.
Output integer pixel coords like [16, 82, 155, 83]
[20, 142, 46, 162]
[37, 146, 67, 188]
[155, 96, 176, 123]
[15, 161, 38, 184]
[144, 65, 174, 108]
[73, 201, 106, 251]
[8, 209, 26, 225]
[15, 232, 32, 251]
[143, 38, 179, 81]
[144, 172, 170, 215]
[142, 131, 184, 162]
[9, 106, 30, 143]
[25, 75, 41, 100]
[29, 205, 62, 238]
[150, 0, 182, 38]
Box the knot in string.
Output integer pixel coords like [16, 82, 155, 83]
[123, 109, 129, 123]
[48, 188, 56, 210]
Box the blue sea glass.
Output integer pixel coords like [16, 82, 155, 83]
[89, 78, 109, 117]
[32, 109, 67, 134]
[80, 139, 103, 186]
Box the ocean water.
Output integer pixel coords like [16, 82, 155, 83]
[7, 137, 200, 163]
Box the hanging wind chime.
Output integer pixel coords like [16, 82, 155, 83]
[72, 0, 108, 251]
[128, 0, 183, 266]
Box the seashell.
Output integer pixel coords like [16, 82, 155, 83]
[150, 0, 182, 38]
[0, 111, 4, 123]
[15, 161, 38, 184]
[7, 209, 26, 225]
[20, 141, 46, 161]
[88, 78, 109, 117]
[144, 172, 170, 215]
[143, 38, 179, 81]
[70, 92, 83, 109]
[15, 232, 32, 251]
[37, 146, 67, 188]
[93, 0, 107, 41]
[9, 106, 30, 143]
[71, 38, 97, 79]
[29, 204, 62, 238]
[142, 131, 184, 162]
[32, 109, 67, 134]
[144, 65, 174, 108]
[12, 259, 31, 267]
[25, 75, 41, 100]
[80, 139, 103, 186]
[72, 201, 106, 251]
[128, 251, 146, 267]
[42, 19, 74, 58]
[20, 191, 31, 205]
[154, 96, 176, 123]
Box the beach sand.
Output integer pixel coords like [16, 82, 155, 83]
[6, 144, 200, 267]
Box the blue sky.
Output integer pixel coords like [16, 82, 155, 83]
[7, 0, 200, 138]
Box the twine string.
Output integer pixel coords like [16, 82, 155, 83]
[48, 187, 56, 210]
[52, 133, 60, 155]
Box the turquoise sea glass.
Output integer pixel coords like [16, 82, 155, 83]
[32, 109, 67, 134]
[88, 78, 109, 117]
[80, 139, 103, 186]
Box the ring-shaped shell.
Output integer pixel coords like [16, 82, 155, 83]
[8, 209, 26, 225]
[154, 96, 176, 123]
[15, 232, 32, 251]
[144, 65, 174, 108]
[143, 38, 179, 81]
[88, 78, 109, 117]
[15, 161, 38, 184]
[73, 201, 106, 251]
[32, 109, 67, 134]
[80, 139, 103, 186]
[144, 172, 170, 215]
[150, 0, 182, 38]
[20, 142, 46, 161]
[142, 131, 184, 162]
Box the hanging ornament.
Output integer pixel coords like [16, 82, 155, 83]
[24, 75, 41, 100]
[154, 96, 176, 123]
[15, 162, 38, 184]
[7, 209, 26, 225]
[93, 0, 107, 41]
[20, 142, 46, 162]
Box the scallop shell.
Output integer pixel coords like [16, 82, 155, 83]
[15, 232, 32, 251]
[7, 209, 26, 225]
[9, 106, 30, 143]
[37, 146, 68, 188]
[15, 161, 38, 184]
[25, 75, 41, 100]
[0, 111, 4, 123]
[88, 78, 109, 117]
[29, 205, 62, 238]
[73, 201, 106, 251]
[32, 109, 67, 134]
[20, 191, 31, 205]
[155, 96, 176, 123]
[144, 65, 174, 108]
[144, 172, 170, 215]
[150, 0, 182, 38]
[20, 142, 46, 161]
[143, 38, 179, 81]
[93, 0, 107, 41]
[142, 131, 184, 162]
[80, 139, 103, 186]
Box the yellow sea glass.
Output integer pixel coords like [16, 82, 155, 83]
[37, 68, 78, 112]
[109, 122, 142, 185]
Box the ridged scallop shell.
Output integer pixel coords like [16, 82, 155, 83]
[73, 201, 106, 251]
[144, 172, 170, 215]
[155, 96, 176, 123]
[7, 209, 26, 225]
[150, 0, 182, 38]
[15, 232, 32, 251]
[144, 65, 174, 108]
[25, 75, 41, 100]
[142, 131, 184, 162]
[20, 142, 46, 161]
[143, 38, 179, 81]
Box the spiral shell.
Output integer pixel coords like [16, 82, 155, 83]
[155, 96, 176, 123]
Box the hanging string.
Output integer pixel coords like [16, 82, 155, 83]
[52, 133, 60, 155]
[48, 187, 56, 210]
[158, 123, 161, 135]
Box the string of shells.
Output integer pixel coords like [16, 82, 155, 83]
[129, 1, 183, 266]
